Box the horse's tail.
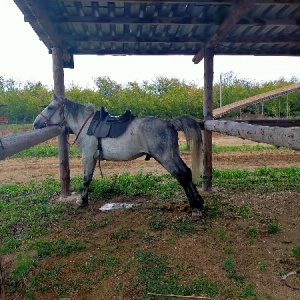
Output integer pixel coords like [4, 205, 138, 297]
[170, 116, 202, 183]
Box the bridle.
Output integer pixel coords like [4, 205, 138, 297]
[39, 100, 66, 127]
[39, 98, 94, 145]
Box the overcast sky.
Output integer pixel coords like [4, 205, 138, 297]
[1, 0, 300, 89]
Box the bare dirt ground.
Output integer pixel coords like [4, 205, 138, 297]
[1, 128, 300, 300]
[2, 130, 300, 184]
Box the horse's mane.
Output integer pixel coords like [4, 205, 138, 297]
[64, 98, 95, 119]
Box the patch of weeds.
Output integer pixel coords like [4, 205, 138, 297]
[222, 257, 245, 286]
[110, 228, 133, 241]
[213, 167, 300, 194]
[224, 247, 234, 255]
[134, 250, 219, 299]
[82, 173, 181, 201]
[258, 260, 267, 271]
[292, 242, 300, 259]
[173, 218, 196, 235]
[205, 198, 224, 218]
[11, 253, 35, 283]
[148, 218, 169, 231]
[238, 204, 252, 219]
[1, 238, 21, 254]
[84, 216, 112, 232]
[268, 223, 279, 234]
[218, 228, 227, 241]
[35, 262, 78, 298]
[31, 238, 86, 257]
[247, 226, 258, 238]
[238, 283, 259, 299]
[80, 255, 119, 275]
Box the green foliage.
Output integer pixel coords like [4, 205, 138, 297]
[267, 223, 279, 234]
[212, 167, 300, 193]
[75, 172, 179, 201]
[134, 250, 219, 298]
[31, 238, 86, 257]
[292, 243, 300, 258]
[1, 73, 300, 123]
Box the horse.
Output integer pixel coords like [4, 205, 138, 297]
[33, 93, 204, 218]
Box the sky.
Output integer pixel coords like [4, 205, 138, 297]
[1, 0, 300, 89]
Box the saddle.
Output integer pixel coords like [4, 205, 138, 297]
[87, 107, 135, 138]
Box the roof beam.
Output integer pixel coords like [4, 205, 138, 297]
[21, 0, 71, 62]
[77, 0, 300, 4]
[58, 33, 300, 45]
[192, 0, 257, 64]
[32, 15, 300, 27]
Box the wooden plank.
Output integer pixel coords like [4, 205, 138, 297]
[204, 120, 300, 150]
[213, 82, 300, 118]
[0, 126, 63, 160]
[203, 48, 214, 191]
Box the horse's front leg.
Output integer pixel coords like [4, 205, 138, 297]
[76, 156, 96, 208]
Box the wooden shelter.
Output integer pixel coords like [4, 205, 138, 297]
[13, 0, 300, 195]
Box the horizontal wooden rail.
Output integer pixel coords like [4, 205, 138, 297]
[204, 120, 300, 150]
[0, 126, 64, 160]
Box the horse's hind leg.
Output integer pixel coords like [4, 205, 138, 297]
[76, 156, 96, 207]
[158, 155, 204, 217]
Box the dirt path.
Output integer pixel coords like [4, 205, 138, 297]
[1, 132, 300, 184]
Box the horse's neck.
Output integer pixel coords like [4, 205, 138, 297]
[65, 102, 94, 136]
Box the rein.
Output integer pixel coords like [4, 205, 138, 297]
[39, 100, 94, 146]
[70, 111, 94, 145]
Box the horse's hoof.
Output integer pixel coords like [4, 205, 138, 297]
[191, 208, 203, 220]
[76, 198, 88, 208]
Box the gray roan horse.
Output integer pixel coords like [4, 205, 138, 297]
[33, 93, 204, 218]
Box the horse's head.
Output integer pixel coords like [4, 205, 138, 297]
[33, 93, 66, 129]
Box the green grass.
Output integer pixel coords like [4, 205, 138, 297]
[1, 168, 299, 299]
[180, 142, 280, 153]
[12, 145, 80, 158]
[213, 166, 300, 193]
[292, 242, 300, 258]
[212, 144, 279, 153]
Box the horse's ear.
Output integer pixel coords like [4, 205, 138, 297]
[52, 92, 64, 103]
[52, 91, 59, 102]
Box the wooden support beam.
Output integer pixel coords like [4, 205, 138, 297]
[52, 47, 70, 197]
[21, 0, 71, 63]
[0, 126, 63, 160]
[192, 0, 257, 64]
[202, 48, 214, 191]
[205, 120, 300, 150]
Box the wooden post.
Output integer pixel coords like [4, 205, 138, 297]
[202, 48, 214, 191]
[52, 47, 70, 197]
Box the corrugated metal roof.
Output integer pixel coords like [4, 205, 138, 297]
[13, 0, 300, 66]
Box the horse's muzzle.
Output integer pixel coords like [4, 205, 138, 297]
[33, 120, 47, 129]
